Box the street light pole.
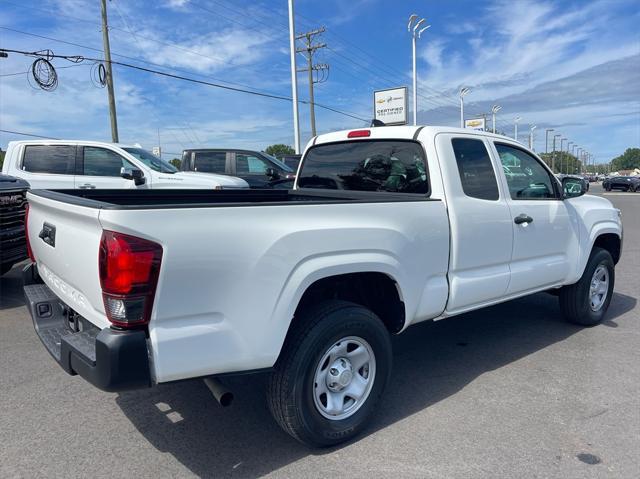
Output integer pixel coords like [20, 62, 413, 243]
[287, 0, 301, 153]
[514, 116, 521, 141]
[545, 128, 554, 154]
[529, 125, 537, 150]
[552, 134, 561, 172]
[577, 148, 583, 173]
[408, 15, 430, 126]
[459, 87, 470, 128]
[491, 105, 501, 134]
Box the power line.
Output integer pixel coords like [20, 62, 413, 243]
[1, 47, 369, 122]
[0, 129, 59, 139]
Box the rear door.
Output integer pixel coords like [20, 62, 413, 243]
[490, 141, 577, 293]
[18, 144, 77, 189]
[436, 134, 513, 313]
[76, 146, 137, 189]
[191, 151, 230, 175]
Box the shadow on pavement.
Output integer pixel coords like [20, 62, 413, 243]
[115, 290, 636, 478]
[0, 264, 27, 310]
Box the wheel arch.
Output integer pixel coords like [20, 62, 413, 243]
[270, 256, 407, 365]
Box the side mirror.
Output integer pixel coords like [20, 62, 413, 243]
[121, 167, 146, 186]
[562, 177, 587, 199]
[265, 167, 280, 180]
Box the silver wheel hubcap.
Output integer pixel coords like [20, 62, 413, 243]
[313, 336, 376, 421]
[589, 265, 609, 312]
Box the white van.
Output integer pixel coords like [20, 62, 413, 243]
[1, 140, 249, 189]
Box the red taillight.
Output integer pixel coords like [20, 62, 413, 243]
[347, 129, 371, 138]
[99, 230, 163, 328]
[24, 203, 35, 262]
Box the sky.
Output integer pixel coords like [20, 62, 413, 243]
[0, 0, 639, 163]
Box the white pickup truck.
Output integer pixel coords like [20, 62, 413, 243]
[23, 126, 622, 447]
[2, 140, 249, 189]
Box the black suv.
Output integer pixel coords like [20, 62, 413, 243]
[0, 174, 29, 275]
[180, 149, 295, 189]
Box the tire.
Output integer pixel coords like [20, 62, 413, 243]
[267, 300, 392, 447]
[559, 247, 614, 326]
[605, 185, 611, 191]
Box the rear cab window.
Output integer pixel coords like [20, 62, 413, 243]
[297, 140, 428, 194]
[22, 145, 76, 175]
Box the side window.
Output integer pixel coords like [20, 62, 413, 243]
[236, 154, 269, 174]
[451, 138, 499, 201]
[22, 145, 76, 175]
[193, 152, 226, 173]
[495, 143, 557, 199]
[82, 147, 132, 177]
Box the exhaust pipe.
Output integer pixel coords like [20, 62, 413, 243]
[203, 377, 234, 407]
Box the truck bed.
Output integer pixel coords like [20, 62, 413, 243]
[30, 188, 433, 209]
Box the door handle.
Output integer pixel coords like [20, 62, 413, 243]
[78, 184, 96, 189]
[514, 214, 533, 225]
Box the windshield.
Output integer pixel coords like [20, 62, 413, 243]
[123, 147, 178, 173]
[262, 153, 294, 173]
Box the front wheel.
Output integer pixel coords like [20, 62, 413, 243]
[559, 247, 614, 326]
[267, 300, 392, 447]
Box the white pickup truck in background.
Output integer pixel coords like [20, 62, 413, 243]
[23, 125, 622, 447]
[2, 140, 249, 189]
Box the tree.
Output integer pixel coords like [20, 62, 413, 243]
[169, 158, 181, 169]
[265, 144, 295, 158]
[0, 149, 4, 170]
[539, 152, 582, 174]
[610, 148, 640, 172]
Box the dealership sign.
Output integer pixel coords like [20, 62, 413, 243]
[465, 118, 486, 131]
[374, 87, 408, 125]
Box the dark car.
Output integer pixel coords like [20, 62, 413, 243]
[0, 174, 29, 275]
[602, 176, 640, 192]
[281, 154, 302, 171]
[180, 149, 296, 189]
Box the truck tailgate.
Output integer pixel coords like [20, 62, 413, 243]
[26, 192, 109, 328]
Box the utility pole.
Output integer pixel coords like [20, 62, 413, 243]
[296, 27, 327, 137]
[100, 0, 118, 143]
[287, 0, 301, 153]
[514, 116, 521, 141]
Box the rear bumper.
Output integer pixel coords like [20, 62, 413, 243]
[23, 263, 151, 392]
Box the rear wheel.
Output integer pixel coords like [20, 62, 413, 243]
[559, 247, 614, 326]
[605, 184, 611, 191]
[267, 300, 392, 447]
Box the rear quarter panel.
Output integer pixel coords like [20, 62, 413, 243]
[98, 199, 450, 382]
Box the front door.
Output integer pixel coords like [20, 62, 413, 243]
[76, 146, 137, 189]
[491, 142, 578, 294]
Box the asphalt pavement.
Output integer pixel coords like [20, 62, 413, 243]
[1, 184, 638, 478]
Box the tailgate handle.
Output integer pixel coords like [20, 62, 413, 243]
[39, 223, 56, 247]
